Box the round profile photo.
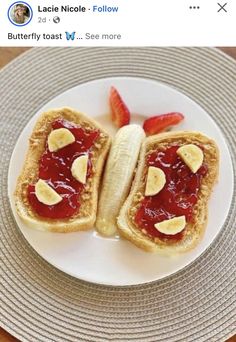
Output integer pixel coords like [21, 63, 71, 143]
[8, 2, 33, 26]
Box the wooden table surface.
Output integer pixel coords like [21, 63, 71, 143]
[0, 47, 235, 342]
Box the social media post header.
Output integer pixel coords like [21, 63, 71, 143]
[1, 0, 236, 46]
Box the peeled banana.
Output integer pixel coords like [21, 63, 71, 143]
[177, 144, 203, 173]
[96, 124, 145, 236]
[154, 216, 186, 235]
[48, 128, 75, 152]
[35, 179, 62, 205]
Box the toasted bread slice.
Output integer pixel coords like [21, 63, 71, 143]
[15, 107, 111, 232]
[118, 131, 219, 253]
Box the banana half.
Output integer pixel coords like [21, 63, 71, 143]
[154, 216, 186, 235]
[145, 166, 166, 196]
[35, 179, 62, 206]
[71, 154, 88, 184]
[177, 144, 203, 173]
[48, 128, 75, 152]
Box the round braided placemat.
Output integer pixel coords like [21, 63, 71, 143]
[0, 48, 235, 342]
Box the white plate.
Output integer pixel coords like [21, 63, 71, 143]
[8, 77, 233, 286]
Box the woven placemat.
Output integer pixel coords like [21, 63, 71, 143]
[0, 48, 235, 342]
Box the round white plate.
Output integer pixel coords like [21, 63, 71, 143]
[8, 77, 233, 286]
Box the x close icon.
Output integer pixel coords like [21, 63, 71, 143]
[217, 2, 227, 12]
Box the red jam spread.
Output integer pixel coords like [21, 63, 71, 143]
[28, 119, 99, 219]
[135, 146, 208, 241]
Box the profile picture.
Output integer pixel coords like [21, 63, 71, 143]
[8, 2, 33, 26]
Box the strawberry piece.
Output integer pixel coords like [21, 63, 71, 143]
[143, 112, 184, 136]
[109, 86, 130, 128]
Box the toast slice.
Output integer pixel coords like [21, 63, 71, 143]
[118, 131, 219, 253]
[15, 107, 111, 232]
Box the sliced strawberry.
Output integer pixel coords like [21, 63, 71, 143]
[109, 86, 130, 128]
[143, 112, 184, 136]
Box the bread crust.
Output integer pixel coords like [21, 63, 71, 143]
[14, 107, 111, 232]
[117, 131, 219, 253]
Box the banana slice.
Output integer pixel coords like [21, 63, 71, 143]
[154, 216, 186, 235]
[145, 166, 166, 196]
[71, 154, 88, 184]
[48, 128, 75, 152]
[177, 144, 203, 173]
[35, 179, 62, 206]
